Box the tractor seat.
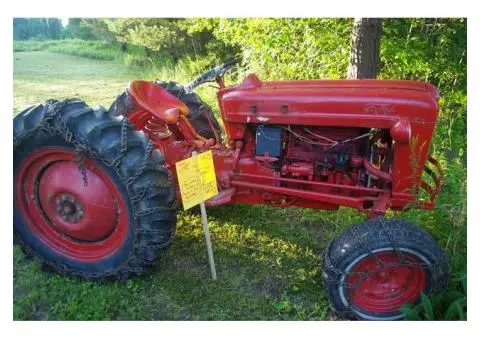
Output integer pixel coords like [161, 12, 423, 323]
[127, 80, 189, 124]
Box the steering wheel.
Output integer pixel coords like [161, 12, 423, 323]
[185, 59, 238, 93]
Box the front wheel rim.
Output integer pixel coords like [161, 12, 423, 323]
[16, 148, 129, 262]
[343, 249, 428, 316]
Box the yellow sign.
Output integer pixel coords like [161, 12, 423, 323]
[175, 150, 218, 210]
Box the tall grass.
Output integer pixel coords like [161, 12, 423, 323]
[14, 39, 157, 64]
[13, 40, 61, 52]
[47, 40, 118, 60]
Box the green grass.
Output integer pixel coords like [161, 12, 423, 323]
[13, 50, 466, 320]
[13, 51, 142, 113]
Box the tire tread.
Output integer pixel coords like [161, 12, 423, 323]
[13, 99, 176, 281]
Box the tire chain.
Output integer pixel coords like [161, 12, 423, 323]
[13, 99, 177, 281]
[322, 216, 442, 291]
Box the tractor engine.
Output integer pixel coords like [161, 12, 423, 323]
[255, 124, 392, 190]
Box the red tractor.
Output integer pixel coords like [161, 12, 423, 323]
[13, 60, 449, 320]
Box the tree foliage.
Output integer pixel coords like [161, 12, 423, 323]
[105, 19, 180, 51]
[46, 18, 62, 40]
[186, 18, 352, 80]
[102, 18, 235, 63]
[380, 18, 467, 156]
[13, 18, 62, 40]
[62, 18, 97, 40]
[87, 19, 115, 41]
[103, 19, 193, 59]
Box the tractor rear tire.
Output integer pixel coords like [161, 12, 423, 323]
[322, 217, 449, 320]
[13, 100, 177, 280]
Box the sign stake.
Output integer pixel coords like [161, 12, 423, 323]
[191, 151, 217, 280]
[199, 200, 217, 280]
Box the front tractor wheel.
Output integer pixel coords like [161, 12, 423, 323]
[13, 100, 177, 280]
[322, 218, 449, 320]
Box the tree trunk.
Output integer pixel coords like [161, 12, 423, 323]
[347, 18, 382, 79]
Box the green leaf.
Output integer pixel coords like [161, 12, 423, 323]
[444, 301, 457, 320]
[454, 300, 466, 320]
[444, 298, 466, 320]
[421, 293, 434, 320]
[461, 278, 467, 295]
[445, 291, 464, 303]
[399, 305, 420, 320]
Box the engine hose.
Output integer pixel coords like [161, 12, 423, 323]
[363, 156, 392, 183]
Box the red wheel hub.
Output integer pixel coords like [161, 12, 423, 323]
[347, 251, 427, 313]
[16, 148, 129, 262]
[38, 161, 117, 241]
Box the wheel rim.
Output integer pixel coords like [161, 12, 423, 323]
[346, 250, 427, 313]
[16, 148, 129, 262]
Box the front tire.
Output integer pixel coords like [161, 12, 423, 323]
[322, 217, 449, 320]
[13, 100, 177, 280]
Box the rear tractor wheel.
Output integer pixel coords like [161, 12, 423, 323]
[13, 100, 177, 280]
[322, 217, 449, 320]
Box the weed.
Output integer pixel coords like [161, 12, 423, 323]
[400, 270, 467, 320]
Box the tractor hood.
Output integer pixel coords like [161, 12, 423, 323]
[219, 74, 440, 128]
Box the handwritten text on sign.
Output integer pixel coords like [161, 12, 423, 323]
[175, 150, 218, 210]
